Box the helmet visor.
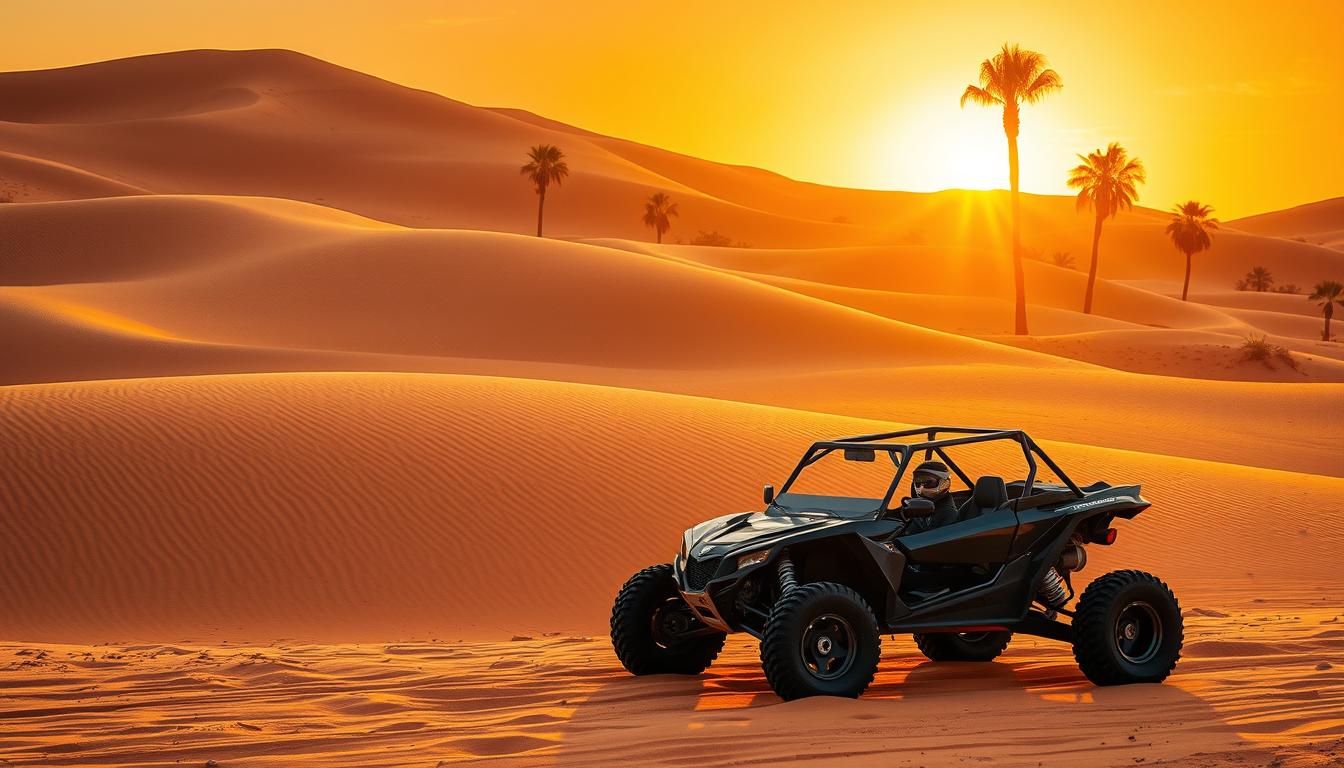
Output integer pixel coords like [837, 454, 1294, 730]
[912, 471, 949, 496]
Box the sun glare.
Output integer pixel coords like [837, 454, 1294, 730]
[875, 96, 1011, 193]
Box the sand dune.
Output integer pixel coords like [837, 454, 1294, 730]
[3, 372, 1341, 642]
[4, 195, 1332, 387]
[1228, 197, 1344, 249]
[2, 197, 1067, 382]
[1, 47, 1337, 280]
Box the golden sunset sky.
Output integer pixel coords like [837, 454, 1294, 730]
[6, 0, 1342, 218]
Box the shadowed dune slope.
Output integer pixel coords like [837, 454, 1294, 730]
[2, 372, 1341, 642]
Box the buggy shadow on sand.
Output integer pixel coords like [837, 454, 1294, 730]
[611, 426, 1182, 700]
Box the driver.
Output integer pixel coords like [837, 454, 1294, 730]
[902, 460, 960, 535]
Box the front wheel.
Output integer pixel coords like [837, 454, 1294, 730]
[913, 630, 1012, 662]
[1072, 569, 1183, 685]
[610, 564, 726, 676]
[760, 582, 881, 700]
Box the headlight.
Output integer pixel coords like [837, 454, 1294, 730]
[680, 537, 688, 561]
[736, 550, 769, 570]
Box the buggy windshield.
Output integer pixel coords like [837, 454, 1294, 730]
[772, 448, 900, 519]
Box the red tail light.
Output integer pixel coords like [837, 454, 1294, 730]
[1104, 528, 1118, 545]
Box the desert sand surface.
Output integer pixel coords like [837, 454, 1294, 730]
[4, 372, 1342, 641]
[2, 589, 1341, 767]
[2, 48, 1342, 768]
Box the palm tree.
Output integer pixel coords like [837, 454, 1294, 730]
[1164, 201, 1219, 301]
[961, 44, 1062, 335]
[1309, 280, 1343, 341]
[520, 144, 569, 237]
[642, 192, 679, 244]
[1245, 266, 1274, 292]
[1051, 251, 1075, 269]
[1066, 143, 1145, 314]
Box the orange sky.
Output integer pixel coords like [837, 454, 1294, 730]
[5, 1, 1342, 218]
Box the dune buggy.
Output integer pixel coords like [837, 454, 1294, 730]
[611, 426, 1182, 700]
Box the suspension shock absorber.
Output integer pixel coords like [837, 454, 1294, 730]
[777, 552, 798, 596]
[1038, 567, 1069, 610]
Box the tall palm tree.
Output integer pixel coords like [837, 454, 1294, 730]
[1164, 201, 1219, 301]
[961, 44, 1062, 335]
[1309, 280, 1343, 341]
[642, 192, 679, 244]
[1066, 143, 1145, 314]
[520, 144, 569, 237]
[1245, 266, 1274, 292]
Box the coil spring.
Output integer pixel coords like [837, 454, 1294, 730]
[1038, 567, 1069, 608]
[777, 554, 798, 595]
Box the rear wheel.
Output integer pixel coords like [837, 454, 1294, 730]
[1072, 569, 1182, 685]
[760, 582, 881, 700]
[913, 630, 1012, 662]
[610, 564, 726, 675]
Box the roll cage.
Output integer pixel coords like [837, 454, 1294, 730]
[775, 426, 1083, 514]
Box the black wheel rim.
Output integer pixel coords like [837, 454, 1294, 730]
[1115, 600, 1162, 664]
[800, 613, 856, 680]
[650, 597, 696, 649]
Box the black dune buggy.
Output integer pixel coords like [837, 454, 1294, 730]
[611, 426, 1182, 700]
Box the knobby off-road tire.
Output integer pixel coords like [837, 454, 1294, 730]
[1072, 569, 1183, 686]
[760, 582, 881, 700]
[913, 630, 1012, 662]
[610, 564, 726, 676]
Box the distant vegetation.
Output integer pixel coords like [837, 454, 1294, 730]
[520, 144, 569, 237]
[1239, 335, 1299, 371]
[1067, 143, 1145, 313]
[1243, 266, 1274, 292]
[1164, 202, 1219, 301]
[1234, 267, 1302, 294]
[684, 230, 751, 248]
[642, 192, 679, 244]
[1309, 280, 1343, 341]
[961, 44, 1062, 335]
[1051, 251, 1075, 269]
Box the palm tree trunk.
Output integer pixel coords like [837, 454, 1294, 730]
[535, 187, 546, 237]
[657, 226, 663, 245]
[1083, 213, 1103, 314]
[1326, 303, 1334, 342]
[1181, 251, 1192, 301]
[1006, 133, 1028, 335]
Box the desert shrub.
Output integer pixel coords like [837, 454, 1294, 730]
[1239, 335, 1299, 371]
[1274, 284, 1301, 294]
[1051, 251, 1075, 269]
[689, 230, 750, 248]
[1234, 278, 1248, 291]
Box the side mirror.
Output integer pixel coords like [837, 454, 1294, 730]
[763, 484, 775, 505]
[901, 497, 936, 519]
